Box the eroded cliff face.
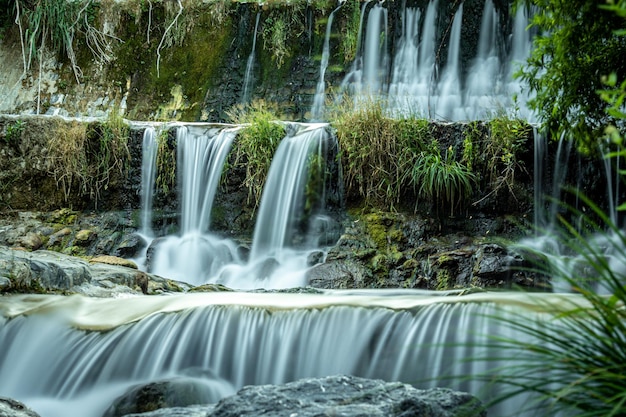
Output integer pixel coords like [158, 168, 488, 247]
[0, 0, 516, 121]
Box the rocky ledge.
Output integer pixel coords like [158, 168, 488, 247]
[105, 375, 486, 417]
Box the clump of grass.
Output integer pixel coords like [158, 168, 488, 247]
[228, 99, 286, 209]
[411, 143, 477, 216]
[331, 97, 433, 210]
[47, 112, 129, 207]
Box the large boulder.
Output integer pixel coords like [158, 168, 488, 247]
[210, 375, 485, 417]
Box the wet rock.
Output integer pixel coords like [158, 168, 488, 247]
[0, 397, 40, 417]
[114, 233, 146, 258]
[306, 250, 324, 266]
[47, 227, 72, 248]
[103, 374, 235, 417]
[0, 277, 10, 290]
[123, 405, 211, 417]
[210, 375, 485, 417]
[472, 243, 516, 286]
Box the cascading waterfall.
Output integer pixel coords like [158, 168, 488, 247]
[212, 124, 331, 289]
[435, 4, 464, 121]
[310, 4, 343, 121]
[464, 0, 501, 120]
[342, 2, 388, 103]
[139, 127, 158, 236]
[242, 12, 261, 104]
[343, 0, 535, 121]
[149, 125, 241, 286]
[249, 124, 329, 262]
[0, 291, 578, 417]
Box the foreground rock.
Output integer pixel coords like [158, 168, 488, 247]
[118, 375, 486, 417]
[0, 246, 188, 296]
[0, 398, 40, 417]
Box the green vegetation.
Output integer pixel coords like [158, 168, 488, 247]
[331, 98, 431, 210]
[228, 100, 286, 208]
[3, 120, 25, 146]
[47, 112, 130, 208]
[261, 5, 305, 69]
[516, 0, 626, 146]
[14, 0, 114, 83]
[411, 144, 476, 216]
[477, 193, 626, 416]
[156, 129, 176, 195]
[339, 0, 361, 63]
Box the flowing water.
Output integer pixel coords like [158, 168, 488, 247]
[139, 127, 158, 237]
[142, 123, 333, 290]
[343, 0, 535, 121]
[310, 4, 342, 121]
[242, 12, 261, 104]
[149, 125, 241, 286]
[0, 291, 583, 417]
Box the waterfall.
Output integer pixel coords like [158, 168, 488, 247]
[242, 12, 261, 104]
[339, 0, 537, 121]
[149, 125, 241, 286]
[464, 0, 501, 120]
[139, 127, 158, 236]
[0, 291, 579, 417]
[341, 2, 388, 105]
[310, 4, 343, 121]
[388, 7, 422, 114]
[507, 4, 535, 121]
[249, 124, 329, 262]
[362, 3, 388, 97]
[436, 4, 464, 121]
[177, 126, 236, 235]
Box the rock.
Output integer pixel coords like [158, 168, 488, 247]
[0, 397, 40, 417]
[17, 233, 42, 251]
[122, 405, 212, 417]
[103, 374, 235, 417]
[0, 277, 10, 290]
[472, 243, 515, 286]
[209, 375, 486, 417]
[0, 248, 91, 291]
[75, 229, 96, 245]
[90, 255, 138, 269]
[114, 233, 147, 258]
[307, 259, 372, 289]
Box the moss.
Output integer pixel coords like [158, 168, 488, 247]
[50, 208, 79, 225]
[436, 268, 452, 291]
[110, 3, 234, 121]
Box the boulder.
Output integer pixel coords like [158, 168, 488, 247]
[0, 397, 40, 417]
[103, 372, 235, 417]
[210, 375, 485, 417]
